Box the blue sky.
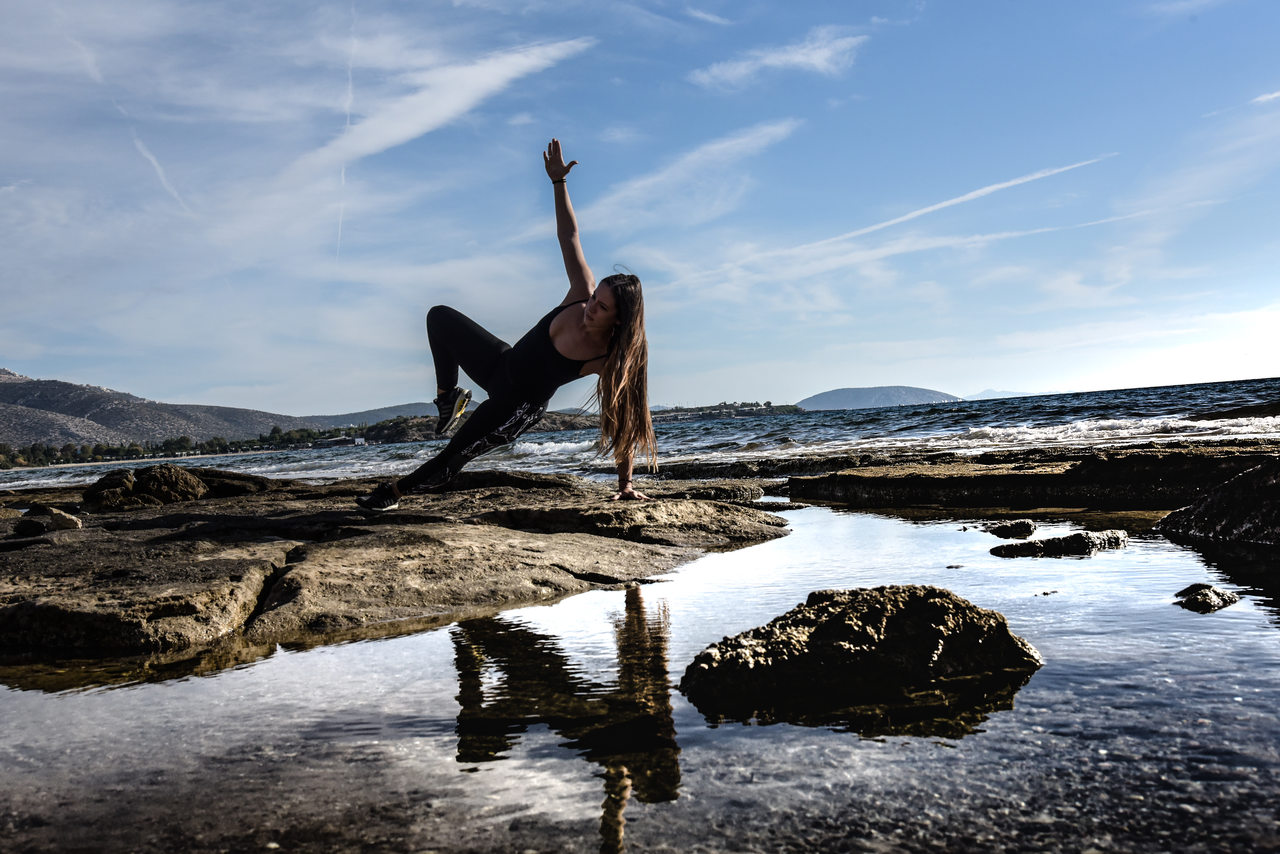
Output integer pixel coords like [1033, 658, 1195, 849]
[3, 0, 1278, 414]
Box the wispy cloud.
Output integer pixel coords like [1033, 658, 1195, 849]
[686, 7, 731, 26]
[580, 119, 801, 233]
[289, 38, 594, 177]
[1253, 90, 1280, 105]
[1146, 0, 1231, 14]
[689, 26, 867, 89]
[795, 155, 1117, 250]
[131, 131, 192, 214]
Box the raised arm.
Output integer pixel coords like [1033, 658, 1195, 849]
[544, 138, 595, 304]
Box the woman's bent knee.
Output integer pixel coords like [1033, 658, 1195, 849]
[426, 304, 455, 329]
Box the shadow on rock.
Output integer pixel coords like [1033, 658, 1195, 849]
[679, 585, 1043, 738]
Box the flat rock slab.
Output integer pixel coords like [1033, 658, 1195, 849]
[787, 442, 1280, 510]
[0, 470, 788, 661]
[679, 585, 1042, 735]
[990, 530, 1128, 558]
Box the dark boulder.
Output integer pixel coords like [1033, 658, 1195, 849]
[987, 519, 1036, 539]
[679, 585, 1042, 734]
[135, 464, 208, 503]
[990, 530, 1127, 558]
[1174, 583, 1240, 614]
[13, 518, 47, 538]
[1155, 459, 1280, 548]
[84, 464, 210, 511]
[82, 468, 142, 511]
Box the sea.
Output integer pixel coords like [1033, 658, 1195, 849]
[3, 375, 1279, 491]
[3, 376, 1280, 851]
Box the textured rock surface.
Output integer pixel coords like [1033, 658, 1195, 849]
[0, 470, 787, 659]
[987, 519, 1036, 539]
[679, 585, 1042, 732]
[1174, 583, 1241, 613]
[990, 530, 1128, 558]
[787, 442, 1280, 510]
[1155, 459, 1280, 548]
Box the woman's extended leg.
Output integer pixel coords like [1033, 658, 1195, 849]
[395, 395, 547, 495]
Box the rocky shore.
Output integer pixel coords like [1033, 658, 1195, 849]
[2, 438, 1276, 689]
[0, 467, 787, 688]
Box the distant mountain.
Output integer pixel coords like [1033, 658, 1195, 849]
[963, 389, 1036, 401]
[795, 386, 961, 411]
[302, 403, 432, 429]
[0, 368, 423, 447]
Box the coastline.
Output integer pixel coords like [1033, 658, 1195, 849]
[4, 436, 1276, 684]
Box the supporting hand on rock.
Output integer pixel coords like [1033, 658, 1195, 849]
[611, 484, 650, 501]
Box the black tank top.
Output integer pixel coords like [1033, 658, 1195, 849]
[502, 300, 609, 402]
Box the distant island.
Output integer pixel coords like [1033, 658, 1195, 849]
[795, 386, 961, 411]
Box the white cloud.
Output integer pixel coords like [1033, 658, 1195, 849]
[1253, 90, 1280, 105]
[689, 26, 867, 89]
[131, 131, 192, 214]
[685, 7, 731, 26]
[288, 38, 595, 176]
[580, 119, 801, 233]
[1146, 0, 1231, 15]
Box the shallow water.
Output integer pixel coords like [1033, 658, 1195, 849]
[3, 507, 1278, 851]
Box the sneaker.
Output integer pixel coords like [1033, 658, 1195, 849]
[356, 482, 401, 512]
[434, 387, 472, 436]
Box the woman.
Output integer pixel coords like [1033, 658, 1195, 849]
[356, 139, 657, 511]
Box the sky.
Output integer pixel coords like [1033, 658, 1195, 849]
[3, 0, 1279, 415]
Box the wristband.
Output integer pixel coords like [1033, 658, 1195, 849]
[552, 178, 566, 184]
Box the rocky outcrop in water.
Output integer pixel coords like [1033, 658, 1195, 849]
[987, 519, 1036, 539]
[679, 585, 1042, 734]
[990, 530, 1128, 558]
[1154, 459, 1280, 548]
[0, 470, 788, 662]
[1174, 583, 1240, 614]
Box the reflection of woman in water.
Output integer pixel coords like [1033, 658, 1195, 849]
[358, 139, 657, 511]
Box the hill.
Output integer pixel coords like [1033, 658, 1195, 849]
[795, 386, 961, 411]
[0, 368, 379, 447]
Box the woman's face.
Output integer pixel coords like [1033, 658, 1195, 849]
[585, 283, 619, 328]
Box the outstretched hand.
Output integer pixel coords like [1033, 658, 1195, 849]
[544, 138, 578, 182]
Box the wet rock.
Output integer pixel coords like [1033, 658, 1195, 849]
[242, 524, 693, 643]
[0, 534, 283, 655]
[679, 585, 1042, 731]
[987, 519, 1036, 539]
[787, 444, 1280, 510]
[472, 499, 788, 548]
[990, 530, 1127, 558]
[1174, 583, 1240, 614]
[2, 470, 787, 660]
[1155, 459, 1280, 548]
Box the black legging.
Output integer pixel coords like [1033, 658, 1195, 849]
[396, 307, 547, 494]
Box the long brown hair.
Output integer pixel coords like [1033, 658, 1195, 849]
[592, 273, 658, 471]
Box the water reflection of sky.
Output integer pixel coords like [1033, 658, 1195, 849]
[3, 508, 1279, 850]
